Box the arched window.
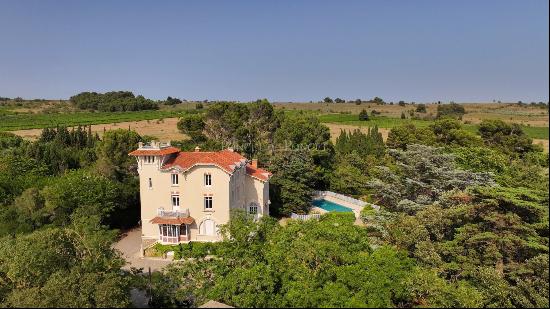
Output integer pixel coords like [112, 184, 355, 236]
[200, 219, 216, 236]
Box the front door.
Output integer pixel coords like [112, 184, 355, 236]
[201, 219, 215, 236]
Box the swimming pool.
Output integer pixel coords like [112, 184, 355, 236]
[311, 199, 353, 212]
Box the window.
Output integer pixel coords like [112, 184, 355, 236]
[171, 174, 179, 185]
[159, 224, 178, 238]
[144, 156, 155, 164]
[249, 204, 258, 215]
[204, 173, 212, 186]
[158, 224, 186, 242]
[204, 196, 213, 210]
[148, 178, 152, 189]
[172, 195, 180, 208]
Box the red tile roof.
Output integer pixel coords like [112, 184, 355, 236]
[150, 216, 195, 225]
[130, 146, 271, 181]
[163, 149, 271, 181]
[161, 149, 248, 174]
[129, 146, 180, 156]
[246, 165, 271, 181]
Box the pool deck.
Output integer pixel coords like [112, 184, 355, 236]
[322, 194, 364, 217]
[311, 191, 370, 219]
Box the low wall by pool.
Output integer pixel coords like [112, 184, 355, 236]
[311, 191, 380, 218]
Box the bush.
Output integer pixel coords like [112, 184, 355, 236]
[359, 109, 369, 121]
[146, 242, 225, 259]
[416, 104, 427, 113]
[437, 103, 465, 119]
[165, 96, 182, 105]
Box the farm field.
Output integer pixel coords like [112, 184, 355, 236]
[0, 107, 196, 132]
[274, 102, 549, 127]
[4, 101, 548, 145]
[10, 117, 188, 141]
[316, 113, 549, 140]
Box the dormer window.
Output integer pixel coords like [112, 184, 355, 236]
[171, 174, 179, 186]
[204, 173, 212, 186]
[144, 156, 155, 164]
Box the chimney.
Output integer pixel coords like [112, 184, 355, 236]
[251, 159, 258, 168]
[194, 146, 201, 152]
[138, 142, 143, 148]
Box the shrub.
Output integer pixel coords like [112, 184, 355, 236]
[359, 109, 369, 121]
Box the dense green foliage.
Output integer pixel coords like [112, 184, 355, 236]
[437, 102, 466, 119]
[0, 216, 131, 307]
[145, 212, 482, 308]
[0, 126, 143, 306]
[1, 99, 548, 308]
[70, 91, 159, 112]
[369, 144, 493, 214]
[478, 119, 542, 156]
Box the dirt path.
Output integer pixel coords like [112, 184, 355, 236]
[10, 117, 187, 141]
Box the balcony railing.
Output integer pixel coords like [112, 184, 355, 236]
[157, 208, 190, 218]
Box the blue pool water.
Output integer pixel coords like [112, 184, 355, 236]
[312, 199, 353, 212]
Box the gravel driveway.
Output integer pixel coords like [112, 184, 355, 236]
[113, 228, 173, 272]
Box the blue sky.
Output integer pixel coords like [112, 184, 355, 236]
[0, 0, 548, 102]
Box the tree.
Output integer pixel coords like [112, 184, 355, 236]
[0, 217, 131, 307]
[323, 97, 333, 103]
[354, 99, 362, 105]
[95, 129, 143, 177]
[334, 127, 385, 159]
[330, 164, 369, 196]
[157, 213, 484, 308]
[70, 91, 159, 111]
[41, 170, 125, 227]
[164, 96, 182, 105]
[274, 113, 330, 148]
[384, 184, 549, 307]
[436, 103, 466, 119]
[478, 120, 541, 156]
[429, 118, 482, 147]
[358, 109, 369, 121]
[368, 144, 493, 213]
[386, 124, 436, 150]
[371, 97, 385, 105]
[416, 104, 427, 113]
[334, 98, 345, 103]
[177, 114, 206, 143]
[267, 149, 317, 216]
